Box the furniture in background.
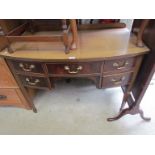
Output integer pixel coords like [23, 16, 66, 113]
[115, 19, 155, 121]
[136, 19, 150, 47]
[127, 20, 155, 119]
[0, 19, 78, 54]
[0, 57, 31, 109]
[77, 19, 126, 30]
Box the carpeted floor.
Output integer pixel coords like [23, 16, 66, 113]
[0, 77, 154, 135]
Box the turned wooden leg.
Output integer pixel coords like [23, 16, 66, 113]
[137, 19, 150, 47]
[70, 19, 78, 50]
[62, 19, 70, 54]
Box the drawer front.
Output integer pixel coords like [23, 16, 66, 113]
[0, 89, 21, 105]
[102, 72, 133, 88]
[46, 62, 101, 75]
[103, 57, 136, 73]
[11, 60, 44, 74]
[18, 75, 49, 89]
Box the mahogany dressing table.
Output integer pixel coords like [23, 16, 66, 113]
[0, 28, 151, 121]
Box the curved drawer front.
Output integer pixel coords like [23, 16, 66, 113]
[18, 75, 49, 89]
[102, 72, 133, 88]
[46, 62, 102, 75]
[11, 60, 44, 74]
[103, 57, 136, 73]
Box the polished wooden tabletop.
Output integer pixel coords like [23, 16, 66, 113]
[0, 28, 149, 60]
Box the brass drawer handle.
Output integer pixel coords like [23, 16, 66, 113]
[113, 61, 129, 70]
[111, 76, 125, 85]
[19, 63, 35, 72]
[64, 66, 83, 74]
[25, 78, 40, 86]
[0, 95, 7, 100]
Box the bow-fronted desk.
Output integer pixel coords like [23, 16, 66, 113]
[0, 28, 150, 121]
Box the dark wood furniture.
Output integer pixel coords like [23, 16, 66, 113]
[77, 19, 126, 30]
[126, 20, 155, 120]
[0, 57, 31, 109]
[0, 29, 31, 109]
[107, 20, 155, 121]
[0, 19, 78, 54]
[0, 27, 151, 121]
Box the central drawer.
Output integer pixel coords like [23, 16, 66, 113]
[46, 62, 102, 76]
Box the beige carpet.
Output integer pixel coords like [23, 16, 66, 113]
[0, 78, 154, 135]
